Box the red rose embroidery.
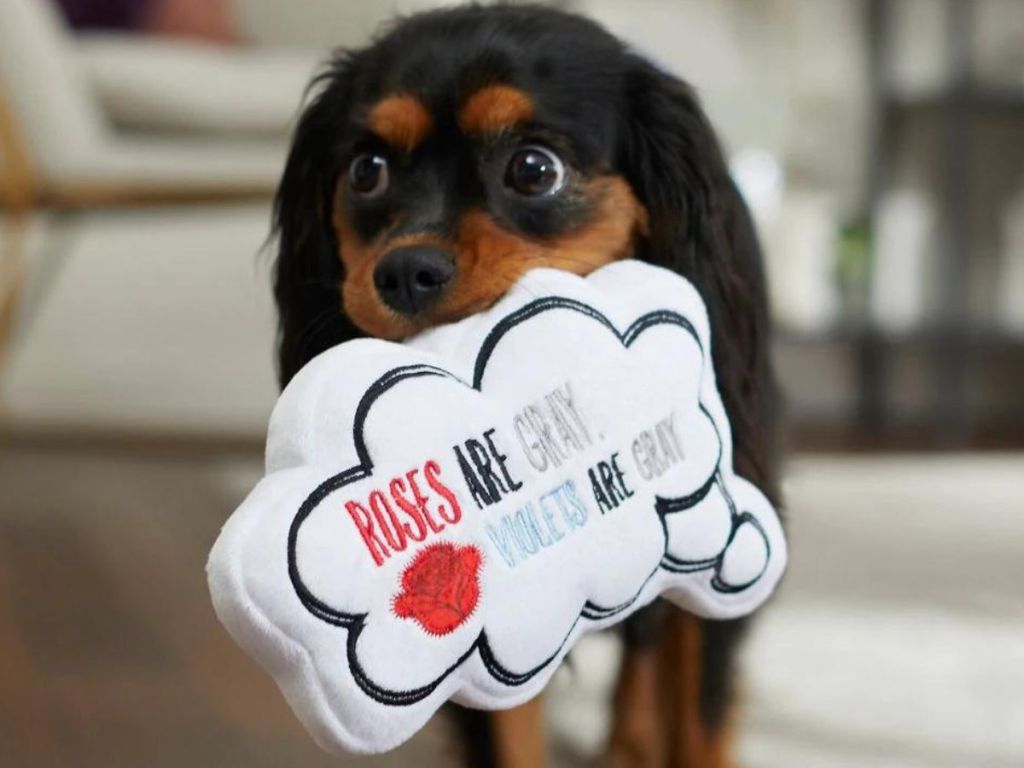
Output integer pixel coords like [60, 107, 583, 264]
[392, 542, 482, 636]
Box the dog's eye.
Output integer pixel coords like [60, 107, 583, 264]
[348, 153, 389, 198]
[504, 145, 565, 197]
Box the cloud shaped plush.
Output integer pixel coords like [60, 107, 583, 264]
[207, 261, 786, 754]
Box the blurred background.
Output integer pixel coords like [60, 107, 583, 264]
[0, 0, 1021, 766]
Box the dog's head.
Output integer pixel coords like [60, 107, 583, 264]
[274, 5, 774, 472]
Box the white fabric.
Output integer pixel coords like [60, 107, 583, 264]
[207, 262, 786, 754]
[77, 35, 318, 137]
[0, 0, 109, 183]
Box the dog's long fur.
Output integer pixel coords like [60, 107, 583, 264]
[272, 5, 780, 765]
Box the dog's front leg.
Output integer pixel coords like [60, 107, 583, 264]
[602, 645, 664, 768]
[658, 612, 736, 768]
[603, 607, 736, 768]
[490, 698, 547, 767]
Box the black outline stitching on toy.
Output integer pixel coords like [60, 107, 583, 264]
[286, 296, 771, 706]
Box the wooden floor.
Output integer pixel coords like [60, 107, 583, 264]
[8, 442, 1020, 767]
[0, 445, 463, 768]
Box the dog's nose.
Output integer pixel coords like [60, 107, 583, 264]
[373, 246, 456, 315]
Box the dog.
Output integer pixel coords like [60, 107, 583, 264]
[272, 5, 780, 766]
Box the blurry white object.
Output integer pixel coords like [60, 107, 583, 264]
[79, 36, 318, 137]
[870, 189, 936, 333]
[887, 0, 950, 96]
[732, 148, 842, 333]
[765, 190, 841, 334]
[731, 147, 784, 229]
[996, 188, 1024, 335]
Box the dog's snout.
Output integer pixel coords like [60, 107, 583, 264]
[373, 246, 456, 315]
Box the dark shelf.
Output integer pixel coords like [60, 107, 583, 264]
[884, 87, 1024, 115]
[788, 420, 1024, 453]
[851, 0, 1024, 445]
[775, 327, 865, 346]
[776, 326, 1024, 349]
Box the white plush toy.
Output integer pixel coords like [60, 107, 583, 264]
[207, 260, 786, 754]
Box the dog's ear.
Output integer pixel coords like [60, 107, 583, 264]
[620, 58, 780, 499]
[273, 57, 365, 388]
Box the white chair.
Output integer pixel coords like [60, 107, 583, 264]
[0, 0, 455, 438]
[0, 0, 317, 198]
[0, 0, 321, 365]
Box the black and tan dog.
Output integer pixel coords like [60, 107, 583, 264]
[272, 4, 780, 766]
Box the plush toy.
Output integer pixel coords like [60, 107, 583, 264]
[207, 260, 786, 754]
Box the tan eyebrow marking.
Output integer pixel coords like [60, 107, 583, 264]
[367, 93, 433, 153]
[457, 84, 535, 136]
